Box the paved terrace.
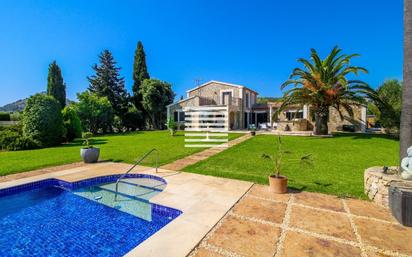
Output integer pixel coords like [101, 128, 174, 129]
[190, 185, 412, 257]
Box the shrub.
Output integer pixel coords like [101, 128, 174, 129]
[122, 108, 143, 131]
[0, 112, 10, 121]
[75, 91, 114, 134]
[0, 126, 40, 151]
[22, 94, 64, 147]
[62, 105, 82, 142]
[10, 112, 21, 121]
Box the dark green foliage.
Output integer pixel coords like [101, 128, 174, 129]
[22, 94, 64, 147]
[47, 61, 66, 109]
[140, 79, 174, 129]
[87, 50, 129, 117]
[122, 107, 144, 131]
[132, 41, 150, 111]
[369, 80, 402, 131]
[62, 105, 82, 142]
[0, 112, 10, 121]
[0, 125, 40, 151]
[75, 91, 114, 134]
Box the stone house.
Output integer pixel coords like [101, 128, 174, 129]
[166, 80, 367, 132]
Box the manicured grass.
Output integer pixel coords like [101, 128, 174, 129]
[183, 133, 399, 198]
[0, 131, 243, 176]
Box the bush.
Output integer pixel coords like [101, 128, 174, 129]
[122, 108, 143, 131]
[22, 94, 64, 147]
[0, 126, 40, 151]
[62, 105, 82, 142]
[10, 112, 21, 121]
[0, 112, 10, 121]
[75, 91, 114, 134]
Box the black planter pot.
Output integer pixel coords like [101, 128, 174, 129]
[80, 147, 100, 163]
[389, 182, 412, 227]
[250, 131, 256, 136]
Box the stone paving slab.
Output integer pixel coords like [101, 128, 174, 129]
[189, 184, 412, 257]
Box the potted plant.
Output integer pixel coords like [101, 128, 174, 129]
[262, 136, 312, 193]
[167, 118, 177, 136]
[80, 132, 100, 163]
[249, 124, 256, 136]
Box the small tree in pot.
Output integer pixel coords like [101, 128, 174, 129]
[167, 118, 177, 136]
[262, 136, 313, 193]
[80, 132, 100, 163]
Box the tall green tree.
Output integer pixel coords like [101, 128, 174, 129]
[368, 80, 402, 131]
[132, 41, 150, 109]
[88, 50, 129, 117]
[47, 61, 66, 109]
[401, 0, 412, 159]
[75, 91, 114, 134]
[281, 46, 373, 135]
[140, 79, 174, 130]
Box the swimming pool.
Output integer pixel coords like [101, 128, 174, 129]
[0, 174, 181, 257]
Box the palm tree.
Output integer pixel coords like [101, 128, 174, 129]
[400, 0, 412, 159]
[281, 46, 373, 135]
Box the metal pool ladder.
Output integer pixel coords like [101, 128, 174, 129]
[114, 148, 159, 201]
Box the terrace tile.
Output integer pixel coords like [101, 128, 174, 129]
[365, 251, 393, 257]
[232, 195, 286, 224]
[344, 198, 395, 222]
[206, 215, 280, 257]
[289, 205, 356, 241]
[192, 248, 225, 257]
[280, 231, 361, 257]
[354, 218, 412, 255]
[248, 184, 290, 202]
[294, 191, 345, 212]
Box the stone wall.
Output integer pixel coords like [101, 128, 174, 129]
[364, 166, 412, 208]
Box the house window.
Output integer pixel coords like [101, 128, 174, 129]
[285, 110, 303, 120]
[174, 111, 185, 122]
[245, 93, 250, 108]
[222, 92, 232, 105]
[178, 111, 185, 122]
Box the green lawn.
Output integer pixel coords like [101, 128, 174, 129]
[0, 131, 243, 176]
[183, 133, 399, 198]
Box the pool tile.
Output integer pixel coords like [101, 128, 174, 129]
[290, 206, 356, 241]
[232, 195, 286, 224]
[294, 191, 345, 212]
[354, 218, 412, 255]
[206, 215, 280, 257]
[280, 231, 361, 257]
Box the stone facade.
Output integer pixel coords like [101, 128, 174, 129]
[168, 80, 367, 132]
[364, 166, 412, 208]
[168, 81, 258, 130]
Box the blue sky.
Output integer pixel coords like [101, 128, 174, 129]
[0, 0, 403, 106]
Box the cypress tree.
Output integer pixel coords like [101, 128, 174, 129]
[87, 50, 129, 117]
[132, 41, 150, 109]
[47, 61, 66, 109]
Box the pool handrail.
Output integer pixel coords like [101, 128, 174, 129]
[114, 148, 159, 201]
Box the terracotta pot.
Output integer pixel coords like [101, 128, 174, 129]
[268, 175, 288, 194]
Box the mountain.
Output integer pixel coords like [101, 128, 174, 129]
[0, 93, 74, 112]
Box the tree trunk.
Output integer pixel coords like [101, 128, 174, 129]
[400, 0, 412, 159]
[314, 107, 329, 135]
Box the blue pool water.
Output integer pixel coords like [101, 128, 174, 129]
[0, 175, 181, 257]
